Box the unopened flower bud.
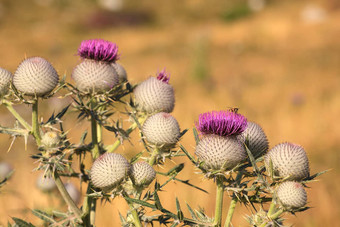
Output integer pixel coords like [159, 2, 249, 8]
[277, 181, 307, 209]
[142, 112, 180, 147]
[90, 153, 130, 191]
[134, 70, 175, 113]
[130, 162, 156, 187]
[41, 131, 61, 148]
[0, 68, 12, 96]
[195, 134, 246, 171]
[13, 57, 59, 96]
[64, 182, 81, 204]
[36, 173, 56, 192]
[238, 121, 269, 159]
[72, 59, 119, 93]
[265, 142, 309, 180]
[0, 162, 13, 181]
[112, 62, 127, 82]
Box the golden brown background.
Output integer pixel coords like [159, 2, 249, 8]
[0, 0, 339, 226]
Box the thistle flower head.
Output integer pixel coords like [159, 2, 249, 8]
[156, 69, 170, 84]
[13, 57, 59, 96]
[238, 121, 269, 159]
[112, 62, 127, 82]
[0, 68, 13, 96]
[134, 76, 175, 113]
[36, 173, 56, 192]
[41, 131, 61, 148]
[90, 153, 130, 191]
[142, 112, 180, 147]
[78, 39, 119, 63]
[196, 110, 247, 137]
[64, 183, 81, 204]
[0, 162, 13, 182]
[72, 59, 119, 93]
[129, 162, 156, 187]
[195, 134, 246, 171]
[277, 181, 307, 209]
[265, 142, 310, 180]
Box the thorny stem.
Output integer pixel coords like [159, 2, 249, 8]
[224, 170, 244, 227]
[213, 176, 224, 227]
[53, 171, 82, 223]
[224, 196, 237, 227]
[3, 100, 32, 131]
[269, 209, 284, 220]
[81, 184, 93, 226]
[32, 99, 41, 145]
[148, 146, 159, 166]
[91, 113, 100, 159]
[107, 116, 147, 153]
[124, 195, 143, 227]
[267, 201, 276, 217]
[90, 199, 97, 226]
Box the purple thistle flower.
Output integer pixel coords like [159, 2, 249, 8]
[78, 39, 119, 63]
[156, 69, 170, 84]
[196, 110, 247, 137]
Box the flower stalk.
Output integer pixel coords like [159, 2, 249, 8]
[32, 99, 41, 145]
[213, 176, 225, 227]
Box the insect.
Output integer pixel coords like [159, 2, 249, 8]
[228, 107, 239, 113]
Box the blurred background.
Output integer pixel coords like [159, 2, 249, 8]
[0, 0, 339, 226]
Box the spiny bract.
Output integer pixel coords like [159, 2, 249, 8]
[129, 162, 156, 187]
[142, 112, 180, 147]
[195, 134, 247, 171]
[0, 68, 13, 96]
[277, 181, 307, 209]
[90, 153, 130, 191]
[134, 77, 175, 113]
[13, 57, 59, 96]
[265, 142, 309, 180]
[72, 59, 119, 93]
[238, 121, 269, 159]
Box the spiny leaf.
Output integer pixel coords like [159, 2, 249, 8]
[186, 203, 197, 220]
[175, 198, 184, 221]
[11, 217, 35, 227]
[166, 163, 184, 175]
[31, 209, 56, 224]
[179, 144, 196, 164]
[193, 128, 200, 145]
[124, 197, 156, 209]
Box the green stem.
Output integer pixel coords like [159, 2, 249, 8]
[224, 170, 244, 227]
[224, 196, 237, 227]
[126, 198, 142, 227]
[3, 101, 32, 131]
[91, 114, 100, 159]
[90, 199, 97, 226]
[148, 147, 159, 166]
[53, 171, 82, 223]
[81, 184, 92, 226]
[269, 209, 284, 220]
[267, 201, 276, 217]
[32, 99, 41, 145]
[213, 176, 224, 227]
[107, 115, 147, 153]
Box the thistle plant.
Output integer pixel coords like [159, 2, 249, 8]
[0, 39, 326, 227]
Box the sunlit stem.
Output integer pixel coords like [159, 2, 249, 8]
[224, 196, 237, 227]
[3, 100, 32, 131]
[148, 146, 159, 166]
[224, 170, 243, 227]
[269, 209, 284, 220]
[91, 114, 100, 159]
[53, 171, 82, 223]
[32, 99, 41, 145]
[213, 176, 224, 227]
[125, 198, 142, 227]
[107, 116, 147, 153]
[267, 201, 276, 217]
[90, 199, 97, 226]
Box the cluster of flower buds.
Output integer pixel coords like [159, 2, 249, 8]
[265, 142, 310, 210]
[90, 153, 156, 191]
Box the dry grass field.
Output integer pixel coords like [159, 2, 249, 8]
[0, 0, 339, 226]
